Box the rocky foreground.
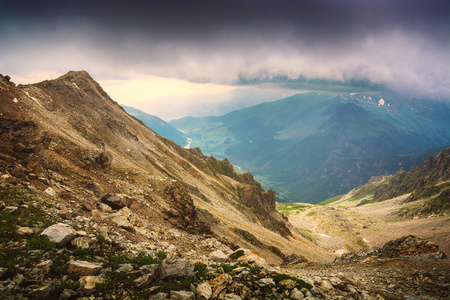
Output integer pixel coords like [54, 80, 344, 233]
[1, 180, 449, 300]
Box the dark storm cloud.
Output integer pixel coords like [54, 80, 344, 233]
[1, 0, 449, 97]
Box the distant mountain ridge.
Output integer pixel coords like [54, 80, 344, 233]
[121, 105, 188, 147]
[171, 92, 450, 203]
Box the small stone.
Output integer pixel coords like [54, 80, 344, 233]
[44, 187, 58, 197]
[87, 182, 103, 197]
[139, 264, 159, 275]
[71, 237, 93, 249]
[259, 278, 275, 286]
[111, 214, 136, 234]
[321, 279, 334, 291]
[134, 273, 157, 290]
[98, 203, 112, 212]
[32, 284, 54, 299]
[170, 290, 194, 300]
[40, 223, 77, 245]
[290, 288, 305, 300]
[116, 264, 133, 273]
[17, 226, 34, 235]
[2, 206, 18, 213]
[14, 143, 26, 152]
[58, 209, 71, 219]
[279, 279, 296, 289]
[59, 288, 79, 300]
[79, 275, 104, 293]
[224, 294, 242, 300]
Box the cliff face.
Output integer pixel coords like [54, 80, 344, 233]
[0, 71, 330, 263]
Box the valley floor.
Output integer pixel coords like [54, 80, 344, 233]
[286, 195, 450, 257]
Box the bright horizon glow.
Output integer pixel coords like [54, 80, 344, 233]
[99, 76, 237, 106]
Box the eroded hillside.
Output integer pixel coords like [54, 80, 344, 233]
[0, 71, 334, 264]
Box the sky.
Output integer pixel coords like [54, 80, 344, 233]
[1, 0, 449, 120]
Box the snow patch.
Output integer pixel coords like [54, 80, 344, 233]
[13, 98, 18, 103]
[378, 98, 385, 106]
[72, 82, 80, 89]
[24, 91, 42, 107]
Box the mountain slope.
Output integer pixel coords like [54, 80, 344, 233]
[171, 93, 450, 203]
[121, 104, 188, 147]
[0, 71, 332, 264]
[340, 147, 450, 217]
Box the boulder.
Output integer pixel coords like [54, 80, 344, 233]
[40, 223, 77, 245]
[96, 151, 112, 170]
[211, 273, 232, 299]
[210, 250, 228, 263]
[111, 214, 136, 234]
[68, 260, 102, 277]
[159, 258, 194, 280]
[101, 194, 131, 209]
[196, 281, 212, 300]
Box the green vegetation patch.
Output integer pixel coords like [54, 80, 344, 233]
[316, 194, 344, 205]
[229, 249, 245, 260]
[271, 273, 312, 290]
[276, 202, 310, 217]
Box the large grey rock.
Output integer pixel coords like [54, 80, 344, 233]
[68, 260, 102, 277]
[40, 223, 77, 245]
[159, 258, 194, 280]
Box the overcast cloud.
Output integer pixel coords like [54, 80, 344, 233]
[1, 0, 449, 99]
